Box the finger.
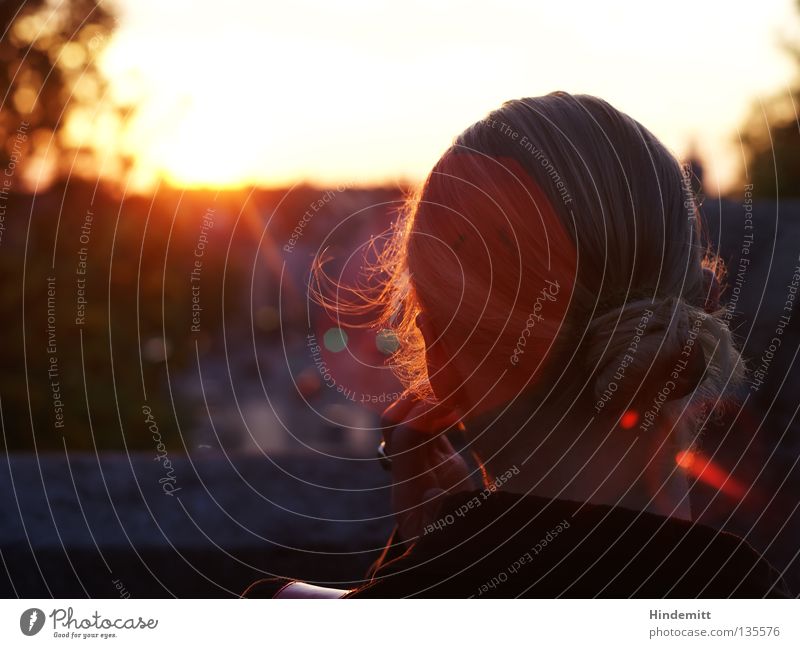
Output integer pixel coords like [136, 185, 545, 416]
[382, 398, 459, 457]
[386, 397, 464, 461]
[380, 393, 418, 428]
[391, 425, 468, 501]
[428, 434, 472, 493]
[390, 425, 440, 534]
[380, 394, 419, 453]
[407, 403, 460, 431]
[390, 429, 471, 538]
[398, 401, 460, 435]
[390, 423, 436, 477]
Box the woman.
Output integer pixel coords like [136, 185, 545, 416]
[245, 92, 790, 598]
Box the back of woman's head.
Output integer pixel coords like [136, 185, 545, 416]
[325, 92, 744, 435]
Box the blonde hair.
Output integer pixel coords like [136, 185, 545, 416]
[315, 92, 744, 437]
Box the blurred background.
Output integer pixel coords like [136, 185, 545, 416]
[0, 0, 799, 597]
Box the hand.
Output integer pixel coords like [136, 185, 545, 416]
[381, 396, 472, 540]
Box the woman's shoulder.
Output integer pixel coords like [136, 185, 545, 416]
[349, 490, 791, 598]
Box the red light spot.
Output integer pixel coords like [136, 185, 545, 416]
[675, 450, 695, 469]
[619, 409, 639, 429]
[675, 450, 747, 499]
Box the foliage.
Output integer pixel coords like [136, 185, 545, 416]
[737, 1, 800, 198]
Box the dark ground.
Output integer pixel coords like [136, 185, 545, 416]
[0, 453, 394, 597]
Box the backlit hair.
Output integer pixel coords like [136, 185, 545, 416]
[315, 92, 744, 433]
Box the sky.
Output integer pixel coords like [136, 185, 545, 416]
[97, 0, 799, 194]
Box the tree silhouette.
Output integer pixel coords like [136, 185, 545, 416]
[738, 0, 800, 199]
[0, 0, 118, 182]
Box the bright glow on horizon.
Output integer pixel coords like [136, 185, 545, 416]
[98, 0, 798, 192]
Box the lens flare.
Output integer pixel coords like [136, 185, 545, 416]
[675, 450, 747, 499]
[619, 409, 640, 429]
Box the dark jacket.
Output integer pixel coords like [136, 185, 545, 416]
[351, 490, 790, 597]
[244, 490, 791, 598]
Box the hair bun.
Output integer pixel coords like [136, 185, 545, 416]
[587, 297, 707, 421]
